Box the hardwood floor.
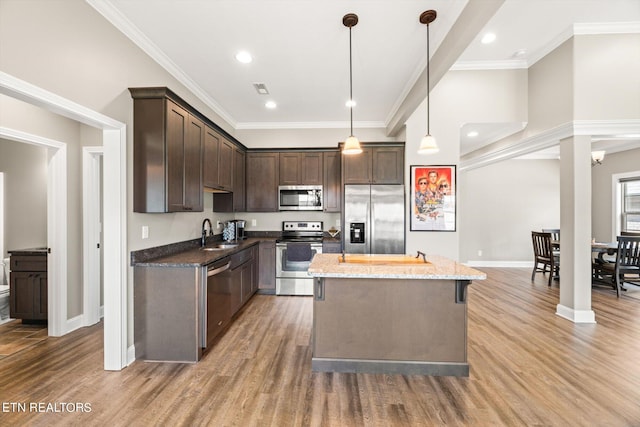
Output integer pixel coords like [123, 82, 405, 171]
[1, 268, 639, 426]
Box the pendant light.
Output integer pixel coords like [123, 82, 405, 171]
[417, 10, 438, 155]
[342, 13, 362, 155]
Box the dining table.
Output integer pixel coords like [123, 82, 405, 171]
[551, 240, 618, 284]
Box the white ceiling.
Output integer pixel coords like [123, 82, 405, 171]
[90, 0, 640, 153]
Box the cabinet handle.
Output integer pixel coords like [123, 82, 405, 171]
[184, 206, 193, 211]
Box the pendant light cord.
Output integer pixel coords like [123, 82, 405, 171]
[349, 25, 354, 136]
[426, 22, 430, 136]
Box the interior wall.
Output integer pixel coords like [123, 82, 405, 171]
[459, 159, 560, 263]
[591, 146, 640, 242]
[237, 127, 396, 149]
[0, 138, 48, 258]
[404, 68, 528, 260]
[574, 33, 640, 120]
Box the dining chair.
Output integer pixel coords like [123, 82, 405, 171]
[597, 236, 640, 297]
[531, 231, 559, 286]
[542, 228, 560, 241]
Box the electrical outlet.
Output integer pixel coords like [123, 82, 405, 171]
[336, 219, 341, 226]
[478, 250, 483, 257]
[142, 226, 149, 239]
[252, 219, 257, 226]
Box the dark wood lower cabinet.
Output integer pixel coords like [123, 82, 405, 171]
[9, 254, 47, 322]
[258, 241, 276, 291]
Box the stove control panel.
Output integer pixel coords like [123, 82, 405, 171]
[282, 221, 323, 232]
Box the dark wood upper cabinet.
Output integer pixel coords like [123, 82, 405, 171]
[246, 152, 279, 212]
[204, 126, 234, 192]
[371, 146, 404, 184]
[342, 147, 372, 184]
[203, 126, 220, 189]
[342, 145, 404, 185]
[233, 147, 246, 212]
[279, 152, 323, 185]
[131, 89, 204, 212]
[323, 151, 341, 212]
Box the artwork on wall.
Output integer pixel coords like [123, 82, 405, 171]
[410, 165, 456, 231]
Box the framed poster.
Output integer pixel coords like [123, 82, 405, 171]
[410, 165, 456, 231]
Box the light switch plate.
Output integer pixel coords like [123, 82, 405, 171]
[142, 226, 149, 239]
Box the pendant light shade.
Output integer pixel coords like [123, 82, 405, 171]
[419, 10, 438, 155]
[343, 135, 362, 154]
[418, 134, 439, 154]
[342, 13, 362, 155]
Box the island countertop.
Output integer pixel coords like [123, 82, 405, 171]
[308, 253, 486, 280]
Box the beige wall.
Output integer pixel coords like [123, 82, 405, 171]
[574, 34, 640, 120]
[404, 69, 529, 259]
[0, 139, 47, 258]
[591, 147, 640, 242]
[459, 159, 560, 263]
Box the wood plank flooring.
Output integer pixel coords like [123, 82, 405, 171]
[1, 268, 639, 426]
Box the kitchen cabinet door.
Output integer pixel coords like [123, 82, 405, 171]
[372, 146, 404, 184]
[279, 153, 302, 185]
[301, 153, 323, 185]
[246, 152, 279, 212]
[258, 241, 276, 291]
[9, 254, 47, 321]
[233, 147, 246, 212]
[323, 151, 341, 212]
[132, 94, 204, 212]
[203, 126, 220, 189]
[342, 148, 372, 184]
[218, 138, 234, 191]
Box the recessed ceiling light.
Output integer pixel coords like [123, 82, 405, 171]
[467, 131, 479, 138]
[265, 101, 277, 109]
[345, 99, 356, 108]
[481, 33, 496, 44]
[235, 51, 252, 64]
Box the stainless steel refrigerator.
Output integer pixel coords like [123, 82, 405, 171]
[344, 185, 405, 254]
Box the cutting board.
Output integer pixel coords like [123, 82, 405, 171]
[338, 254, 430, 265]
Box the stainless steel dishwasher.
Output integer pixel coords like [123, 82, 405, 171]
[202, 259, 232, 349]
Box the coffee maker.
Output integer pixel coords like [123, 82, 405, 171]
[231, 219, 246, 240]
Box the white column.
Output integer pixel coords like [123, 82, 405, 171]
[556, 135, 595, 323]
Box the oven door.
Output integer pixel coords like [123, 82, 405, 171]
[276, 242, 322, 295]
[276, 243, 321, 278]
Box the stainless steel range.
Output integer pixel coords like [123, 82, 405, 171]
[276, 221, 323, 295]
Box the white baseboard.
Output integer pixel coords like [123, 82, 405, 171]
[556, 304, 596, 323]
[127, 345, 136, 366]
[466, 260, 533, 268]
[65, 314, 84, 334]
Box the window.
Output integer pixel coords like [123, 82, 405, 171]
[621, 178, 640, 232]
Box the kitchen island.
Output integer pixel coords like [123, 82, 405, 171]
[307, 253, 486, 376]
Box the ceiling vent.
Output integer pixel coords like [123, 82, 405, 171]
[252, 83, 269, 95]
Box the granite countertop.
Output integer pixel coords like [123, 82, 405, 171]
[308, 253, 486, 280]
[133, 238, 268, 267]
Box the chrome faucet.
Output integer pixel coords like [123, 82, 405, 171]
[201, 218, 213, 247]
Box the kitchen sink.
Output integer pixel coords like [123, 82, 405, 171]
[201, 243, 239, 251]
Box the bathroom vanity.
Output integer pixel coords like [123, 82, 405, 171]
[8, 248, 48, 323]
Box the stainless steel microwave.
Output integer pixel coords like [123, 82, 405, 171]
[278, 185, 323, 211]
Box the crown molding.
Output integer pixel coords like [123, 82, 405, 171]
[453, 22, 640, 71]
[235, 120, 386, 130]
[450, 60, 528, 71]
[460, 119, 640, 171]
[86, 0, 237, 128]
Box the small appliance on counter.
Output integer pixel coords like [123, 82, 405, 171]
[223, 219, 246, 242]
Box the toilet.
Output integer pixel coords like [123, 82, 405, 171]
[0, 257, 10, 322]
